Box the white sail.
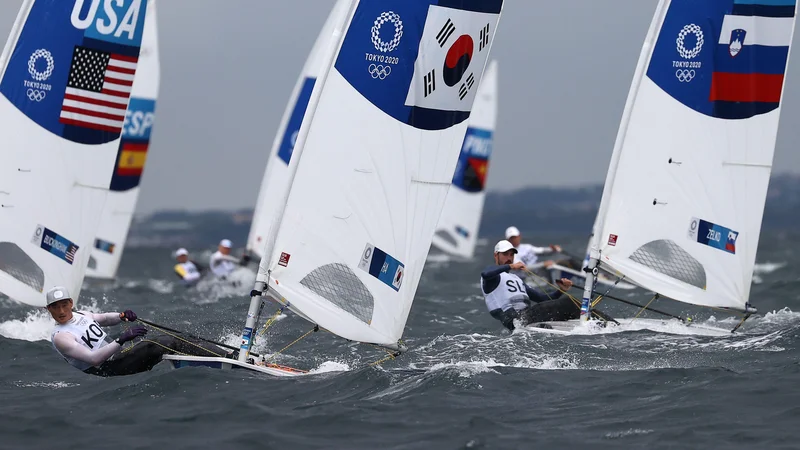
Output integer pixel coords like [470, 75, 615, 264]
[253, 0, 505, 347]
[590, 0, 797, 311]
[0, 0, 149, 306]
[431, 60, 497, 259]
[246, 0, 352, 259]
[86, 0, 160, 280]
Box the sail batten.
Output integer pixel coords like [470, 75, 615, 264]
[590, 0, 797, 311]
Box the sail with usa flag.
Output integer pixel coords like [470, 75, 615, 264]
[0, 0, 149, 306]
[164, 0, 505, 376]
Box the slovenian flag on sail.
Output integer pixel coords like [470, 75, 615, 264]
[710, 0, 796, 118]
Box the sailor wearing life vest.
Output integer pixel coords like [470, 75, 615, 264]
[173, 248, 203, 286]
[208, 239, 250, 280]
[46, 286, 230, 376]
[481, 240, 578, 330]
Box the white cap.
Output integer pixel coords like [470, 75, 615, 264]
[494, 240, 517, 254]
[505, 226, 520, 239]
[219, 239, 232, 248]
[175, 248, 189, 257]
[45, 286, 71, 306]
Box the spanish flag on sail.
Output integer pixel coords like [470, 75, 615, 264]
[109, 140, 148, 191]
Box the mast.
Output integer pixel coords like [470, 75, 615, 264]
[581, 0, 670, 321]
[237, 1, 355, 362]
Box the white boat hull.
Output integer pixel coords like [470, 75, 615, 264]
[524, 318, 732, 337]
[163, 355, 307, 377]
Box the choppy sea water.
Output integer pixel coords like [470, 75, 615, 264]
[1, 232, 799, 449]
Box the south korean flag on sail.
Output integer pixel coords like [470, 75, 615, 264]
[334, 0, 503, 131]
[404, 5, 499, 112]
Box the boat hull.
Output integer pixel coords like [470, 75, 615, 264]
[163, 355, 307, 377]
[524, 318, 732, 337]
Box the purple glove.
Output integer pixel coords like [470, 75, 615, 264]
[120, 310, 137, 322]
[116, 325, 147, 344]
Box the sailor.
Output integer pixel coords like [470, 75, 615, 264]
[481, 240, 579, 331]
[209, 239, 249, 280]
[46, 286, 231, 377]
[503, 226, 563, 276]
[173, 248, 204, 286]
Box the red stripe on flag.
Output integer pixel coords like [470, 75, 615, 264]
[107, 66, 137, 75]
[116, 167, 144, 176]
[111, 53, 140, 63]
[59, 118, 122, 133]
[61, 105, 125, 121]
[101, 88, 132, 98]
[104, 76, 134, 86]
[122, 142, 149, 152]
[709, 72, 785, 103]
[64, 93, 128, 109]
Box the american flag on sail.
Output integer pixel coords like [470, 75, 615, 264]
[59, 46, 138, 133]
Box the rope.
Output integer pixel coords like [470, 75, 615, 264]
[258, 308, 284, 337]
[128, 338, 193, 356]
[631, 293, 659, 321]
[591, 275, 627, 308]
[523, 267, 612, 322]
[523, 268, 580, 306]
[263, 325, 319, 363]
[731, 313, 752, 333]
[369, 348, 400, 366]
[122, 321, 224, 357]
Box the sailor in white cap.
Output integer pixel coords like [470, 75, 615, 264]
[46, 286, 232, 376]
[480, 240, 577, 331]
[504, 226, 562, 278]
[209, 238, 249, 279]
[46, 285, 146, 374]
[173, 247, 204, 286]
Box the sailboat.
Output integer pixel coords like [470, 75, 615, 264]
[86, 0, 160, 280]
[0, 0, 149, 307]
[165, 0, 506, 376]
[246, 0, 351, 260]
[430, 60, 497, 260]
[531, 0, 797, 335]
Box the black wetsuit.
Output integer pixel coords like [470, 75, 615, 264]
[84, 335, 228, 377]
[481, 264, 580, 330]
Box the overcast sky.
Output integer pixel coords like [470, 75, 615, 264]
[3, 1, 800, 214]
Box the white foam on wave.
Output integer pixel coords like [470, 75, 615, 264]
[605, 429, 654, 439]
[147, 279, 174, 294]
[753, 261, 786, 274]
[13, 381, 80, 389]
[409, 332, 579, 375]
[191, 267, 256, 303]
[308, 360, 351, 374]
[0, 298, 104, 342]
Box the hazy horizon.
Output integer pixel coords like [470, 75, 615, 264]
[3, 0, 800, 214]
